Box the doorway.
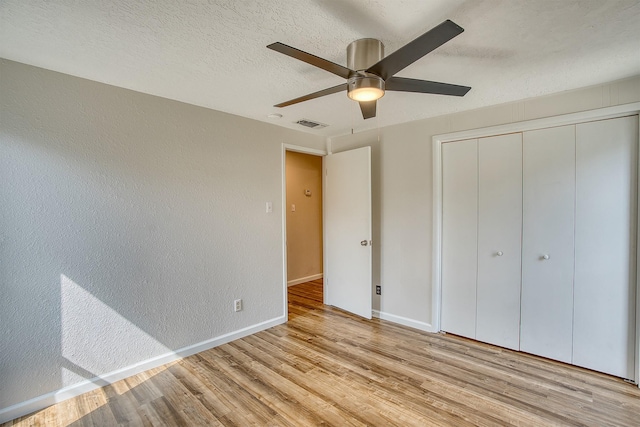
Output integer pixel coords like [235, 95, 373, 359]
[284, 149, 324, 320]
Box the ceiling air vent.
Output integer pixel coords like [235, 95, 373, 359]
[295, 119, 327, 129]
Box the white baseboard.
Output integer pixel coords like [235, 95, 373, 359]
[287, 273, 323, 287]
[372, 310, 434, 332]
[0, 315, 286, 424]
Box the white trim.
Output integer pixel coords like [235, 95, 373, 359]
[372, 310, 433, 332]
[322, 155, 329, 304]
[324, 138, 331, 303]
[637, 115, 640, 387]
[0, 315, 285, 424]
[434, 102, 640, 144]
[283, 144, 326, 156]
[281, 145, 288, 320]
[281, 144, 327, 320]
[432, 102, 640, 385]
[432, 135, 444, 334]
[288, 273, 323, 287]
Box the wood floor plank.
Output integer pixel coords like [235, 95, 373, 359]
[219, 342, 355, 427]
[104, 379, 147, 426]
[232, 336, 368, 427]
[4, 280, 640, 427]
[146, 366, 218, 426]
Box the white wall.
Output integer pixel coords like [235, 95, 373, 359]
[330, 75, 640, 329]
[0, 59, 325, 417]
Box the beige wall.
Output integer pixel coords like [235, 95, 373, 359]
[286, 151, 323, 283]
[330, 75, 640, 329]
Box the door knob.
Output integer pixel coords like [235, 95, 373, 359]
[542, 254, 550, 260]
[360, 240, 368, 246]
[496, 251, 503, 256]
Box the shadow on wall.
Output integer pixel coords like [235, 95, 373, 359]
[60, 275, 171, 388]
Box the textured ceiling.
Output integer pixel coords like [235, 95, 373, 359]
[1, 0, 639, 137]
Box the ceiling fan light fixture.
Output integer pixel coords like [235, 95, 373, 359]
[268, 20, 470, 119]
[347, 74, 385, 102]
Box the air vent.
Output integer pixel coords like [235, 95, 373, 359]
[295, 119, 328, 129]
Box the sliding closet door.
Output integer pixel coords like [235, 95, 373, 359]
[441, 139, 478, 339]
[573, 115, 638, 379]
[476, 134, 523, 350]
[521, 125, 575, 363]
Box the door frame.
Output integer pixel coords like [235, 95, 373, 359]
[432, 101, 640, 385]
[281, 143, 327, 320]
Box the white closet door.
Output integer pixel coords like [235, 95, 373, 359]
[521, 125, 575, 363]
[476, 134, 523, 350]
[442, 139, 478, 339]
[573, 115, 638, 379]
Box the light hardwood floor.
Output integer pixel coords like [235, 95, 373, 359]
[4, 278, 640, 426]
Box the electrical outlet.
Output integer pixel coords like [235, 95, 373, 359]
[234, 299, 242, 312]
[375, 285, 381, 295]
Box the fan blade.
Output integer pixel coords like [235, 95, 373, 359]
[359, 101, 377, 119]
[366, 20, 464, 81]
[267, 42, 352, 79]
[274, 83, 348, 108]
[386, 77, 471, 96]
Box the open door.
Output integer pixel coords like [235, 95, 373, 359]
[325, 147, 372, 319]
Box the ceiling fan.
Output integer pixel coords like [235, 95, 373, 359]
[267, 20, 471, 120]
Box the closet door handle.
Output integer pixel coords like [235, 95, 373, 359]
[542, 254, 550, 260]
[496, 251, 504, 256]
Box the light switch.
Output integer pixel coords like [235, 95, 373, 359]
[291, 204, 296, 212]
[266, 202, 272, 213]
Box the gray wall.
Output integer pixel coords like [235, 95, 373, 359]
[0, 59, 325, 411]
[331, 74, 640, 328]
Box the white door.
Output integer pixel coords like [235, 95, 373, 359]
[441, 139, 478, 339]
[325, 147, 372, 319]
[573, 115, 638, 379]
[521, 125, 576, 363]
[476, 133, 523, 350]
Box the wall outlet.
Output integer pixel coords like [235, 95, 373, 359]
[234, 299, 242, 312]
[375, 285, 381, 295]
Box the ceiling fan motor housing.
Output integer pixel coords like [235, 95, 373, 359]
[347, 38, 384, 71]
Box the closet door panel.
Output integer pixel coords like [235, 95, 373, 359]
[573, 115, 638, 379]
[521, 125, 575, 363]
[476, 133, 523, 350]
[441, 139, 478, 339]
